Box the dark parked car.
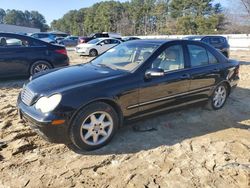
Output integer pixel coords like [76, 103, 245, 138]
[59, 36, 79, 46]
[184, 35, 230, 58]
[122, 36, 140, 42]
[17, 40, 239, 151]
[0, 33, 69, 78]
[78, 32, 121, 44]
[55, 37, 65, 44]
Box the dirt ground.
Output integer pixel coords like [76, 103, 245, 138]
[0, 50, 249, 188]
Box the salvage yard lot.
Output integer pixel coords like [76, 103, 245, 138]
[0, 51, 249, 187]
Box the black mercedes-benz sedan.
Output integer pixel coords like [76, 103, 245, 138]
[17, 39, 239, 151]
[0, 33, 69, 78]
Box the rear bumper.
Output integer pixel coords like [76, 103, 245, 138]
[230, 76, 239, 88]
[17, 95, 71, 144]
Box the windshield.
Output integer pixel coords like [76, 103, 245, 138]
[91, 42, 160, 72]
[87, 38, 101, 44]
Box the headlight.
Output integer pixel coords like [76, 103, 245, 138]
[35, 94, 62, 113]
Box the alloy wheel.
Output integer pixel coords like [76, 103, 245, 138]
[34, 63, 50, 73]
[213, 85, 227, 108]
[80, 111, 113, 146]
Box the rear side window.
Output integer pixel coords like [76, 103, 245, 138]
[188, 45, 209, 67]
[0, 37, 30, 47]
[188, 44, 219, 66]
[207, 51, 219, 64]
[102, 33, 109, 37]
[209, 37, 225, 45]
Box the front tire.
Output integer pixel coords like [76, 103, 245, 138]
[206, 83, 228, 110]
[69, 102, 119, 151]
[89, 49, 98, 57]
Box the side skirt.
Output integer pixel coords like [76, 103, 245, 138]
[126, 98, 208, 121]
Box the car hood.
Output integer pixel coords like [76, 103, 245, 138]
[27, 63, 126, 94]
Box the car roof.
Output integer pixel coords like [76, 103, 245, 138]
[100, 37, 118, 39]
[0, 32, 50, 45]
[0, 32, 31, 38]
[185, 35, 226, 40]
[125, 39, 171, 45]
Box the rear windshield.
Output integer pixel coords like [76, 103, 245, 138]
[204, 37, 226, 45]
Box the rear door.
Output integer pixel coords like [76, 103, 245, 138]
[138, 43, 191, 114]
[0, 36, 30, 77]
[185, 43, 222, 100]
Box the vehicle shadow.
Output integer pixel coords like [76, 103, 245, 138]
[0, 78, 27, 89]
[70, 86, 250, 155]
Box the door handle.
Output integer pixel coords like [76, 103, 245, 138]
[180, 73, 190, 79]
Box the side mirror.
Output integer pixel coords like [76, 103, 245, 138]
[145, 68, 164, 79]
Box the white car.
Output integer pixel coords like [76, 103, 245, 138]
[75, 38, 121, 56]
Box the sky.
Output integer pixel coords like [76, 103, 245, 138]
[0, 0, 238, 25]
[0, 0, 127, 24]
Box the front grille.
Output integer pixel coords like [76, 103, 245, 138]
[21, 87, 36, 106]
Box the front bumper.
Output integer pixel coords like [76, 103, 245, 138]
[75, 47, 88, 55]
[17, 95, 71, 144]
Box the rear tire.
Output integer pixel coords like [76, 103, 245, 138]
[30, 61, 52, 75]
[206, 83, 229, 110]
[69, 102, 118, 151]
[89, 49, 98, 57]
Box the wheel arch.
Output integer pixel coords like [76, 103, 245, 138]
[215, 80, 231, 95]
[69, 98, 124, 129]
[29, 59, 53, 74]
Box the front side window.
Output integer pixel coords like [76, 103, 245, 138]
[99, 39, 110, 45]
[188, 45, 209, 67]
[110, 39, 120, 44]
[91, 42, 159, 72]
[87, 38, 101, 44]
[152, 45, 185, 72]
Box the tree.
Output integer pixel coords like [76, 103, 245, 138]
[51, 0, 227, 36]
[0, 9, 6, 24]
[2, 9, 48, 31]
[240, 0, 250, 15]
[170, 0, 225, 34]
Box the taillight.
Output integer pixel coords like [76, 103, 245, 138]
[235, 66, 240, 76]
[55, 49, 67, 56]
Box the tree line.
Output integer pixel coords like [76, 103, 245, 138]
[0, 9, 48, 31]
[51, 0, 225, 36]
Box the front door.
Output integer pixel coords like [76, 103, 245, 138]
[97, 39, 113, 54]
[138, 44, 191, 114]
